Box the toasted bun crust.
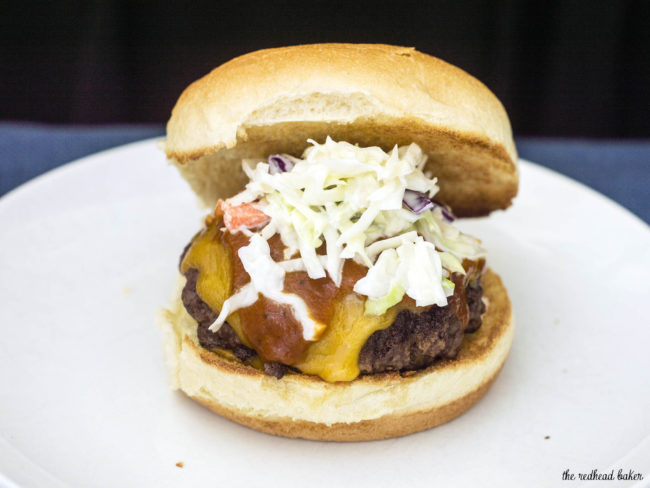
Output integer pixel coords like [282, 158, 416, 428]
[164, 44, 518, 216]
[158, 269, 513, 441]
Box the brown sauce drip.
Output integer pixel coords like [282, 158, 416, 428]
[283, 272, 337, 324]
[462, 257, 487, 286]
[448, 257, 486, 330]
[449, 273, 469, 328]
[238, 297, 309, 364]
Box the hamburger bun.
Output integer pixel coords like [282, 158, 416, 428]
[159, 43, 517, 441]
[163, 43, 518, 217]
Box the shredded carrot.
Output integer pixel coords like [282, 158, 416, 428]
[218, 199, 269, 231]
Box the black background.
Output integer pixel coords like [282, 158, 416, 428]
[2, 0, 648, 137]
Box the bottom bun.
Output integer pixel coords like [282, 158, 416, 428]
[158, 269, 513, 441]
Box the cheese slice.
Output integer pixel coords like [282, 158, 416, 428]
[295, 294, 398, 382]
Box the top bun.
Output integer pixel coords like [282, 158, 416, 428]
[164, 43, 518, 216]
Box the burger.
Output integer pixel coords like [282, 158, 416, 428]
[158, 44, 516, 441]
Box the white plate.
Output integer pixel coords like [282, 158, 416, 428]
[1, 140, 649, 488]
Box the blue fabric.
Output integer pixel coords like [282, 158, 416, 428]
[0, 123, 163, 197]
[516, 138, 650, 224]
[0, 123, 648, 223]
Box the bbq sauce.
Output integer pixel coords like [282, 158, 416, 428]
[447, 258, 486, 330]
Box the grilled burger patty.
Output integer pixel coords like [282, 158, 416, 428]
[181, 265, 485, 378]
[359, 281, 484, 373]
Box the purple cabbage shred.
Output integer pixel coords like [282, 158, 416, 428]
[403, 189, 456, 222]
[268, 154, 294, 174]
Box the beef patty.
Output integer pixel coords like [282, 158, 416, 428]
[181, 264, 485, 379]
[358, 279, 485, 374]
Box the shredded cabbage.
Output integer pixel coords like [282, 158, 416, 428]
[365, 284, 405, 316]
[219, 137, 486, 325]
